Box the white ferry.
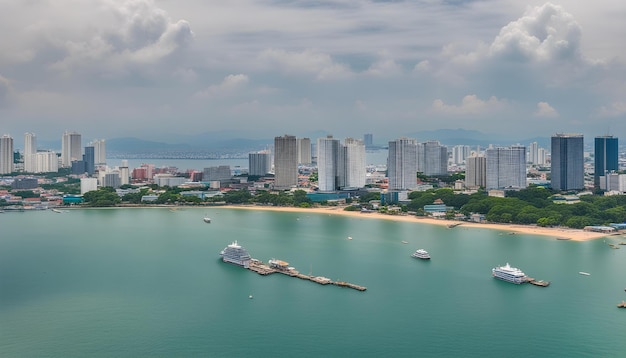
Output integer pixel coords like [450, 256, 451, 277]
[492, 263, 528, 284]
[411, 249, 431, 260]
[220, 241, 252, 268]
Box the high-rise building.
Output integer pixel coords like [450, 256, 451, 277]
[451, 145, 471, 165]
[24, 132, 37, 173]
[35, 152, 58, 173]
[119, 166, 130, 186]
[529, 142, 539, 165]
[465, 155, 486, 189]
[340, 138, 366, 189]
[364, 134, 373, 148]
[61, 131, 82, 167]
[92, 139, 106, 165]
[249, 151, 271, 176]
[594, 135, 618, 187]
[297, 138, 312, 164]
[485, 146, 527, 189]
[551, 133, 584, 191]
[387, 138, 417, 190]
[0, 134, 14, 174]
[83, 146, 95, 176]
[273, 135, 298, 189]
[317, 136, 341, 192]
[417, 141, 448, 176]
[80, 178, 98, 194]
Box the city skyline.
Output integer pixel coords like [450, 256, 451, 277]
[1, 1, 625, 142]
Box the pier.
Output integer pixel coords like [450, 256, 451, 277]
[248, 260, 366, 292]
[524, 276, 550, 287]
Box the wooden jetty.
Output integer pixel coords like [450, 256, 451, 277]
[247, 259, 366, 292]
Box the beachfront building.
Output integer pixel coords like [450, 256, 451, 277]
[388, 138, 418, 190]
[61, 131, 82, 167]
[0, 134, 14, 174]
[24, 132, 37, 173]
[317, 136, 341, 192]
[465, 155, 486, 189]
[485, 146, 527, 190]
[417, 141, 448, 176]
[249, 151, 271, 176]
[551, 133, 584, 191]
[274, 135, 298, 189]
[297, 137, 312, 164]
[340, 138, 366, 190]
[594, 135, 618, 188]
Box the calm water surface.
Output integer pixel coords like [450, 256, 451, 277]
[1, 208, 625, 357]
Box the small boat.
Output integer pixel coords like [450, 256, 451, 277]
[51, 208, 63, 213]
[347, 236, 352, 240]
[617, 301, 626, 308]
[411, 249, 431, 260]
[401, 240, 408, 244]
[203, 216, 211, 223]
[556, 237, 571, 240]
[579, 272, 591, 276]
[249, 295, 253, 299]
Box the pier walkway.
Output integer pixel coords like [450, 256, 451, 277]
[248, 260, 366, 292]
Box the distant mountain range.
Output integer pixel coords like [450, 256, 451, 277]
[37, 129, 553, 154]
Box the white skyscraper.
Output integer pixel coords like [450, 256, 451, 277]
[529, 142, 539, 165]
[387, 138, 418, 190]
[418, 141, 448, 176]
[340, 138, 366, 189]
[61, 131, 82, 167]
[274, 135, 298, 189]
[0, 134, 14, 174]
[35, 152, 59, 173]
[317, 136, 340, 192]
[451, 145, 471, 165]
[297, 137, 312, 164]
[485, 146, 527, 189]
[24, 132, 37, 173]
[92, 139, 106, 165]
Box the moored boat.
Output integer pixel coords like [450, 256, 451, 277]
[492, 263, 528, 284]
[411, 249, 431, 260]
[220, 241, 251, 268]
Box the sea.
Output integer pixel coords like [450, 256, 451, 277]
[1, 208, 626, 357]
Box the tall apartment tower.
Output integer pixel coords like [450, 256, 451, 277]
[387, 138, 418, 190]
[451, 145, 471, 165]
[317, 136, 341, 192]
[24, 132, 37, 173]
[465, 155, 486, 189]
[341, 138, 366, 189]
[61, 131, 82, 167]
[551, 133, 584, 191]
[0, 134, 14, 174]
[529, 142, 539, 165]
[273, 135, 298, 189]
[485, 146, 527, 189]
[249, 151, 271, 176]
[594, 135, 618, 187]
[364, 133, 373, 148]
[417, 141, 448, 176]
[297, 138, 312, 164]
[35, 152, 59, 173]
[92, 139, 106, 165]
[83, 146, 95, 176]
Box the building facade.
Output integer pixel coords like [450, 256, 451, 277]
[340, 138, 366, 189]
[297, 137, 312, 164]
[417, 141, 448, 176]
[485, 146, 527, 190]
[273, 135, 298, 189]
[203, 166, 232, 182]
[387, 138, 418, 190]
[594, 135, 618, 188]
[24, 132, 37, 173]
[465, 155, 486, 189]
[551, 134, 584, 191]
[249, 152, 271, 176]
[92, 139, 106, 165]
[0, 134, 14, 174]
[317, 136, 340, 192]
[35, 152, 59, 173]
[61, 131, 82, 167]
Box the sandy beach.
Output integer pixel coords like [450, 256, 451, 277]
[217, 205, 614, 242]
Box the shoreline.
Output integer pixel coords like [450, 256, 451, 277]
[216, 205, 612, 242]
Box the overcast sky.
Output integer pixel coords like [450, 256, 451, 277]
[1, 0, 625, 144]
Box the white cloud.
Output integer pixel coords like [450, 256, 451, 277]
[413, 60, 430, 73]
[257, 49, 352, 80]
[534, 101, 559, 117]
[194, 74, 249, 99]
[432, 95, 505, 115]
[598, 101, 626, 117]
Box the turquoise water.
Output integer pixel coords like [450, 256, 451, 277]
[1, 208, 626, 357]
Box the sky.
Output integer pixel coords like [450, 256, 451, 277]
[1, 0, 625, 144]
